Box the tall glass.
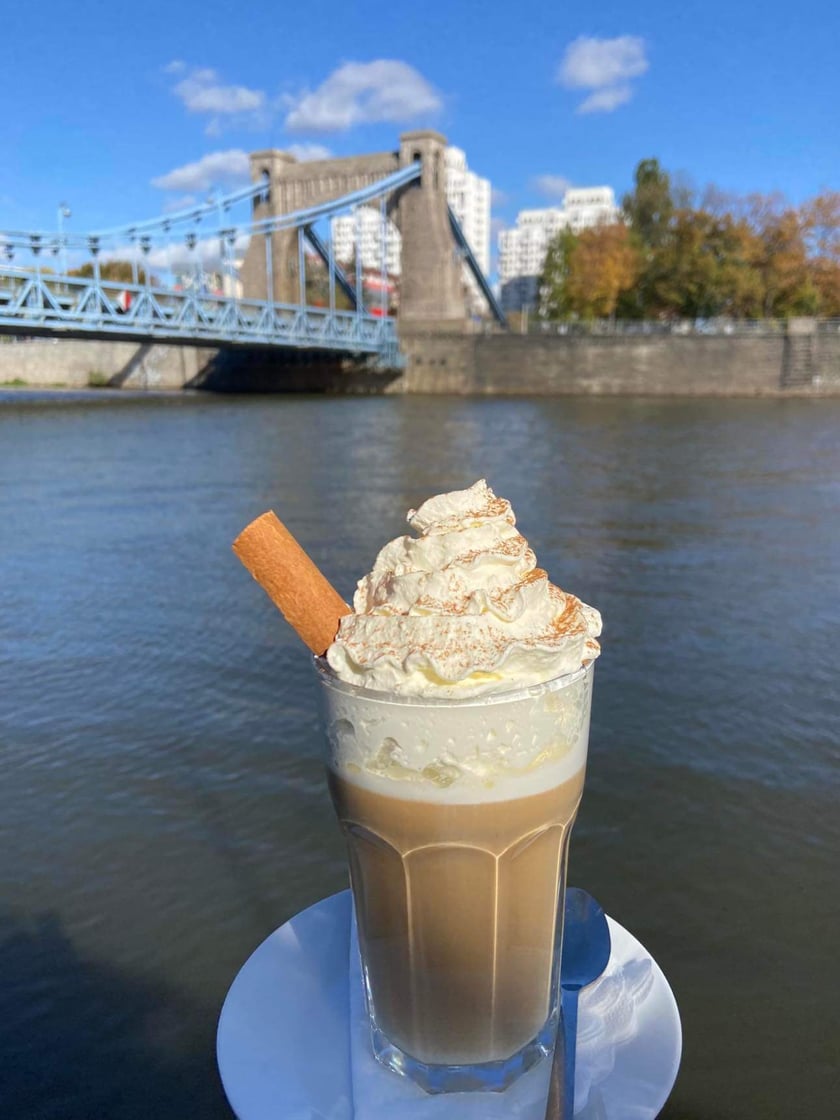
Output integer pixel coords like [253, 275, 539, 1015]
[315, 659, 594, 1094]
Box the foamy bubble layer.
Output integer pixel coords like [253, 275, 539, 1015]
[326, 480, 602, 698]
[319, 664, 593, 803]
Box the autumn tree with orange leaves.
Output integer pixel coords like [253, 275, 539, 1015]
[538, 162, 840, 321]
[564, 224, 640, 319]
[801, 191, 840, 315]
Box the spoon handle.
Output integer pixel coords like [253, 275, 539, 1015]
[562, 986, 580, 1118]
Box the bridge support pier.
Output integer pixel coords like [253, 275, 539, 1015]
[239, 150, 300, 305]
[239, 132, 468, 332]
[397, 130, 466, 329]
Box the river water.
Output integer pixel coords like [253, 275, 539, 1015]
[0, 389, 838, 1119]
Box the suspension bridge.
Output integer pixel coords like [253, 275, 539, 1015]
[0, 131, 506, 371]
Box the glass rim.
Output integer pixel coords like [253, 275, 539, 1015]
[313, 655, 593, 709]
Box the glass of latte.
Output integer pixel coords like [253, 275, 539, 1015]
[317, 480, 601, 1094]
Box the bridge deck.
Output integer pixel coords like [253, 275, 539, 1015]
[0, 273, 403, 366]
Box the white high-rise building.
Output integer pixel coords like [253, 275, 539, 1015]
[330, 145, 492, 312]
[563, 187, 620, 233]
[331, 208, 401, 276]
[498, 187, 620, 312]
[445, 146, 491, 309]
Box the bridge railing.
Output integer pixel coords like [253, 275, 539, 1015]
[522, 317, 798, 337]
[0, 269, 401, 364]
[0, 160, 446, 369]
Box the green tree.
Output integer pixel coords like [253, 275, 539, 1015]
[744, 197, 818, 316]
[538, 228, 577, 319]
[539, 224, 641, 321]
[714, 216, 766, 318]
[546, 161, 840, 323]
[620, 159, 676, 316]
[645, 208, 763, 319]
[622, 159, 674, 250]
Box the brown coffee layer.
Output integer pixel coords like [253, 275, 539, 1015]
[328, 769, 585, 1065]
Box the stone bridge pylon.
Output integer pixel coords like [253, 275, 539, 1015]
[239, 130, 466, 329]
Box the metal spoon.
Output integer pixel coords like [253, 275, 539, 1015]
[545, 888, 612, 1118]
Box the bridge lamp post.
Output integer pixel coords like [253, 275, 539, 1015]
[225, 230, 238, 301]
[354, 206, 363, 320]
[128, 231, 139, 286]
[30, 235, 43, 310]
[185, 231, 199, 294]
[263, 227, 274, 305]
[57, 203, 71, 276]
[140, 237, 152, 295]
[88, 237, 101, 322]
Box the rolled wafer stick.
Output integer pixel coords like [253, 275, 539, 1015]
[232, 511, 351, 655]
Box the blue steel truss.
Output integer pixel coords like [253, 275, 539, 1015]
[0, 164, 423, 368]
[0, 274, 403, 365]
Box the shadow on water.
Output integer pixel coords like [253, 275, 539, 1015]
[188, 348, 403, 393]
[174, 742, 287, 935]
[0, 910, 233, 1120]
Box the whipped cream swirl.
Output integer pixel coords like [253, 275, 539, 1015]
[326, 480, 601, 697]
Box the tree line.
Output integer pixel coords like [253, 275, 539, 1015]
[538, 160, 840, 321]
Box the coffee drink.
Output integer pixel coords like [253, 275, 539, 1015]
[329, 765, 585, 1064]
[318, 480, 601, 1091]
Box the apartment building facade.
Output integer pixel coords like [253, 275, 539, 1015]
[498, 187, 619, 312]
[330, 145, 491, 312]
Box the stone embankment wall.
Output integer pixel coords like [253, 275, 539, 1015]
[0, 339, 398, 393]
[2, 320, 839, 395]
[0, 339, 217, 390]
[397, 320, 840, 396]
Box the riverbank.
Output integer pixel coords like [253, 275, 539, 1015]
[2, 319, 839, 395]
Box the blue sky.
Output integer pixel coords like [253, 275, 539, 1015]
[3, 0, 839, 246]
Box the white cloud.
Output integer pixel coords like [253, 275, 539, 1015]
[284, 60, 442, 133]
[557, 36, 648, 114]
[166, 65, 268, 134]
[151, 150, 251, 192]
[534, 174, 573, 201]
[102, 231, 251, 273]
[559, 36, 648, 89]
[491, 187, 509, 207]
[286, 143, 332, 161]
[577, 86, 634, 114]
[173, 67, 265, 115]
[146, 231, 251, 272]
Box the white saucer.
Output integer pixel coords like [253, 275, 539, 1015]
[217, 890, 681, 1119]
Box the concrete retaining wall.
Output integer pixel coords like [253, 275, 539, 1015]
[397, 327, 840, 396]
[3, 323, 840, 396]
[0, 339, 217, 390]
[815, 328, 840, 390]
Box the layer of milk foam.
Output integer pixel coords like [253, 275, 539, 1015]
[326, 480, 602, 699]
[320, 664, 592, 804]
